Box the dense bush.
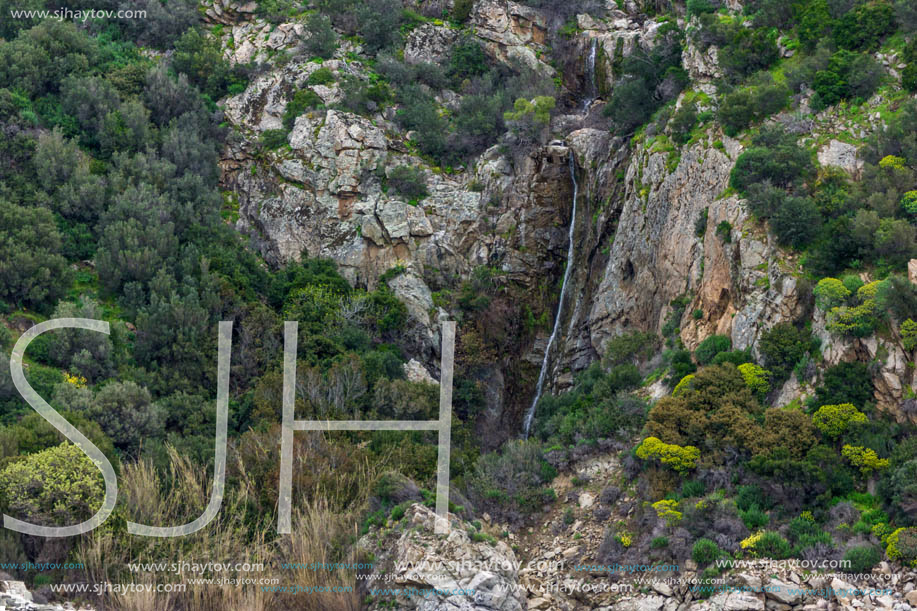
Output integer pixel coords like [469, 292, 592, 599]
[718, 76, 789, 136]
[0, 199, 70, 311]
[172, 27, 246, 99]
[730, 127, 815, 195]
[813, 362, 873, 409]
[694, 335, 731, 365]
[534, 362, 645, 445]
[758, 323, 811, 380]
[0, 443, 104, 527]
[691, 538, 721, 565]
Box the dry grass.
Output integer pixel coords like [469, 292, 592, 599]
[78, 436, 380, 611]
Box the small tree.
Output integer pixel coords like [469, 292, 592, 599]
[304, 13, 337, 59]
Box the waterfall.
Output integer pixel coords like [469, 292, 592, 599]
[584, 38, 598, 109]
[523, 151, 579, 438]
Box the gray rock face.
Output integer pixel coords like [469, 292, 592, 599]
[359, 504, 527, 611]
[404, 23, 460, 65]
[587, 121, 806, 360]
[817, 139, 862, 176]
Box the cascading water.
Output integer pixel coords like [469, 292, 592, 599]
[523, 151, 579, 438]
[583, 37, 598, 109]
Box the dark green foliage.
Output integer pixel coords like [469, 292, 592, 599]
[758, 323, 811, 380]
[466, 439, 559, 523]
[304, 13, 337, 59]
[604, 24, 687, 134]
[387, 165, 429, 200]
[260, 129, 288, 149]
[878, 275, 917, 321]
[730, 127, 815, 195]
[533, 362, 646, 445]
[692, 538, 721, 565]
[693, 15, 779, 80]
[694, 335, 731, 366]
[453, 0, 474, 21]
[0, 21, 98, 98]
[833, 1, 896, 51]
[771, 196, 821, 248]
[681, 479, 705, 498]
[604, 331, 659, 366]
[812, 50, 884, 109]
[669, 101, 697, 144]
[844, 545, 882, 572]
[736, 484, 770, 511]
[755, 531, 792, 558]
[172, 27, 246, 100]
[711, 348, 754, 366]
[307, 67, 335, 86]
[667, 349, 697, 386]
[447, 40, 490, 85]
[355, 0, 404, 54]
[718, 26, 780, 79]
[739, 504, 769, 529]
[283, 88, 323, 131]
[718, 77, 790, 136]
[339, 76, 392, 116]
[813, 361, 873, 410]
[686, 0, 716, 18]
[0, 199, 70, 311]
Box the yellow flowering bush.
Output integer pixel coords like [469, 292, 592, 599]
[635, 437, 700, 473]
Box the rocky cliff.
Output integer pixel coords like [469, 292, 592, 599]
[213, 0, 916, 440]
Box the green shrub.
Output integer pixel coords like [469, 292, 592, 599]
[686, 0, 715, 17]
[844, 545, 882, 573]
[681, 480, 705, 498]
[387, 165, 428, 200]
[758, 323, 811, 380]
[283, 88, 322, 130]
[754, 531, 791, 559]
[730, 127, 814, 195]
[771, 196, 821, 248]
[711, 348, 753, 366]
[694, 334, 731, 366]
[447, 40, 489, 84]
[651, 536, 670, 548]
[452, 0, 474, 21]
[812, 403, 868, 439]
[304, 13, 337, 59]
[814, 278, 851, 310]
[669, 101, 697, 145]
[736, 484, 767, 512]
[740, 504, 769, 530]
[692, 538, 721, 565]
[718, 79, 789, 136]
[813, 362, 873, 409]
[307, 67, 335, 86]
[0, 442, 104, 526]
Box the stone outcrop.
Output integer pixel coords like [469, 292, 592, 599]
[587, 129, 805, 358]
[358, 504, 527, 611]
[200, 0, 257, 25]
[0, 578, 93, 611]
[470, 0, 554, 76]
